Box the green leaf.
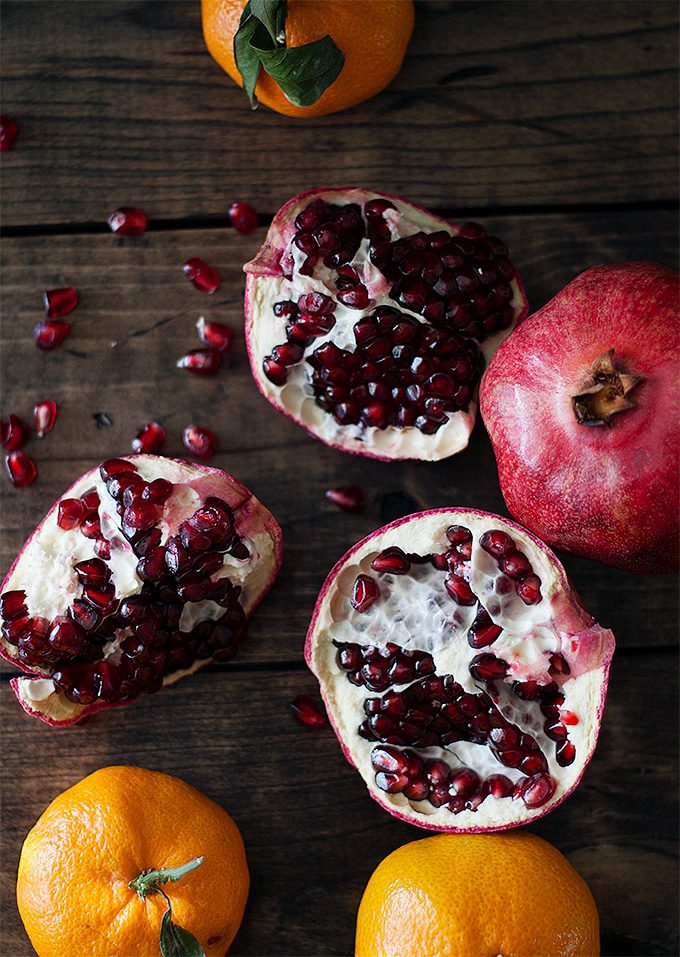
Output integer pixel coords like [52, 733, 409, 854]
[159, 896, 206, 957]
[255, 36, 345, 107]
[233, 9, 264, 110]
[250, 0, 287, 45]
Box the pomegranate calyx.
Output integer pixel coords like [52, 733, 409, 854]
[571, 349, 643, 427]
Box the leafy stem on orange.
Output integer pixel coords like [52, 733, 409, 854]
[233, 0, 345, 109]
[130, 857, 206, 957]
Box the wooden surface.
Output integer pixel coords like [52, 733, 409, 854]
[0, 2, 678, 955]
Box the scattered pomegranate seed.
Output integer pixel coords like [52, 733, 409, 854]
[33, 401, 58, 438]
[34, 319, 70, 350]
[1, 414, 30, 451]
[176, 348, 222, 375]
[183, 257, 221, 294]
[107, 206, 147, 236]
[43, 287, 79, 319]
[5, 450, 37, 487]
[289, 694, 327, 728]
[182, 425, 216, 460]
[325, 485, 366, 513]
[131, 421, 166, 454]
[228, 201, 258, 235]
[196, 316, 234, 353]
[0, 114, 19, 151]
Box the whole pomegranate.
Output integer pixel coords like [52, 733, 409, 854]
[306, 509, 614, 831]
[480, 262, 679, 574]
[245, 188, 528, 460]
[0, 455, 281, 725]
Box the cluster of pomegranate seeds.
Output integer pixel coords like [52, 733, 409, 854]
[1, 459, 251, 706]
[34, 319, 70, 351]
[182, 425, 216, 460]
[289, 694, 327, 728]
[5, 451, 37, 488]
[292, 199, 365, 276]
[183, 257, 221, 294]
[34, 401, 58, 438]
[0, 114, 19, 151]
[1, 414, 30, 451]
[479, 529, 542, 604]
[262, 292, 337, 386]
[330, 524, 576, 814]
[131, 421, 166, 454]
[228, 201, 258, 235]
[196, 316, 234, 353]
[43, 286, 79, 319]
[107, 206, 148, 236]
[176, 348, 222, 376]
[325, 484, 366, 513]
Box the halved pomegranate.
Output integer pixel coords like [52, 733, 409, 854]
[305, 509, 614, 831]
[0, 455, 281, 726]
[244, 188, 528, 461]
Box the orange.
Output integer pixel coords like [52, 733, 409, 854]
[202, 0, 415, 117]
[17, 766, 249, 957]
[355, 832, 600, 957]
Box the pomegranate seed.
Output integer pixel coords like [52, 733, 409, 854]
[445, 575, 476, 605]
[479, 529, 514, 557]
[196, 316, 234, 353]
[69, 599, 101, 632]
[176, 348, 222, 375]
[549, 652, 571, 677]
[74, 558, 110, 583]
[469, 653, 509, 681]
[182, 425, 216, 459]
[43, 287, 79, 319]
[0, 590, 27, 620]
[228, 201, 258, 235]
[131, 421, 166, 454]
[289, 694, 327, 728]
[516, 771, 556, 809]
[517, 574, 542, 604]
[0, 114, 19, 151]
[561, 710, 579, 726]
[183, 257, 221, 294]
[351, 574, 380, 612]
[100, 458, 134, 480]
[33, 400, 57, 437]
[141, 478, 173, 504]
[371, 547, 411, 575]
[500, 551, 532, 579]
[34, 319, 70, 350]
[325, 485, 366, 513]
[94, 537, 111, 560]
[556, 740, 577, 766]
[57, 498, 85, 530]
[107, 206, 147, 235]
[1, 414, 29, 451]
[486, 774, 514, 798]
[80, 514, 101, 538]
[5, 451, 37, 487]
[262, 356, 288, 385]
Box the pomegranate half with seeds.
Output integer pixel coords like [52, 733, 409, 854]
[244, 188, 528, 460]
[305, 509, 614, 831]
[0, 455, 281, 726]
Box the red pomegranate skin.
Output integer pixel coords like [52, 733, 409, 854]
[480, 262, 679, 575]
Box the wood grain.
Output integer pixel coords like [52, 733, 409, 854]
[1, 653, 677, 956]
[1, 210, 677, 672]
[1, 0, 678, 224]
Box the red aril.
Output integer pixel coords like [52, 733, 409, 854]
[176, 348, 222, 375]
[244, 188, 527, 461]
[0, 114, 19, 151]
[34, 320, 70, 350]
[131, 421, 166, 454]
[229, 201, 258, 235]
[1, 414, 30, 451]
[43, 287, 79, 319]
[5, 451, 38, 488]
[481, 262, 679, 574]
[0, 455, 282, 725]
[289, 694, 327, 728]
[305, 508, 614, 831]
[182, 425, 216, 460]
[107, 206, 148, 236]
[183, 257, 221, 294]
[34, 401, 58, 438]
[197, 316, 234, 353]
[325, 485, 367, 513]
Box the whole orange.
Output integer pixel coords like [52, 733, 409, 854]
[17, 766, 249, 957]
[355, 832, 600, 957]
[202, 0, 415, 117]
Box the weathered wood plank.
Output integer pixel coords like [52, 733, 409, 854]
[1, 210, 677, 673]
[1, 0, 677, 224]
[0, 653, 677, 956]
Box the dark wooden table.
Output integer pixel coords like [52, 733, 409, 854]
[1, 3, 678, 955]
